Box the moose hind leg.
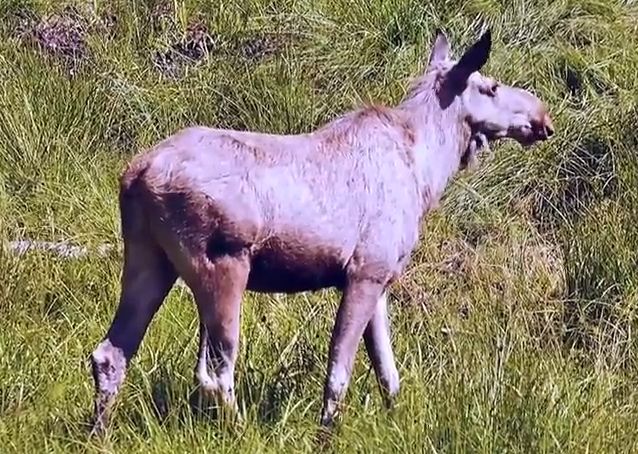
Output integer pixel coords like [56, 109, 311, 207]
[191, 253, 249, 416]
[320, 279, 384, 427]
[363, 291, 400, 409]
[90, 240, 176, 434]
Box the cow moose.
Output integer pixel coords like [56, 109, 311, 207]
[89, 28, 554, 433]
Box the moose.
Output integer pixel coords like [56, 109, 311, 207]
[89, 28, 554, 433]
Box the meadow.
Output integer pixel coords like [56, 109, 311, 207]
[1, 0, 638, 452]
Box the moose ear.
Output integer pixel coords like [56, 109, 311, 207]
[448, 29, 492, 86]
[427, 29, 450, 67]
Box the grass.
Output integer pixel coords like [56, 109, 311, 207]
[1, 0, 638, 452]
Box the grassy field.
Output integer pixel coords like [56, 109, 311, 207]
[1, 0, 638, 452]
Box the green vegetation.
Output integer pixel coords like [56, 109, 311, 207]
[1, 0, 638, 452]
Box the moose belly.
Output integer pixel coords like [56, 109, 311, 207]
[246, 236, 348, 293]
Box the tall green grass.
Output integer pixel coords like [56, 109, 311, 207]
[1, 0, 638, 452]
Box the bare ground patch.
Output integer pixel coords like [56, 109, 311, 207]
[151, 21, 220, 78]
[5, 4, 118, 76]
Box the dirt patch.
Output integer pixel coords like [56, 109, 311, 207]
[143, 1, 293, 77]
[32, 6, 88, 59]
[151, 27, 291, 78]
[148, 1, 218, 77]
[237, 34, 285, 61]
[4, 4, 119, 75]
[152, 21, 219, 78]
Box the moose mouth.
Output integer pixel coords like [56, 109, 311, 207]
[511, 125, 539, 147]
[509, 121, 555, 147]
[479, 120, 554, 148]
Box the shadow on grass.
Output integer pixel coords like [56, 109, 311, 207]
[116, 363, 309, 432]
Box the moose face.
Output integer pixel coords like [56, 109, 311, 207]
[427, 29, 554, 164]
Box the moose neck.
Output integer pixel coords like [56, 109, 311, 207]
[398, 73, 471, 212]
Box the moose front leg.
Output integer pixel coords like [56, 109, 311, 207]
[320, 278, 384, 427]
[363, 291, 400, 409]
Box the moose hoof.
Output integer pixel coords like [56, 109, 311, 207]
[192, 385, 242, 425]
[319, 401, 341, 429]
[382, 390, 400, 412]
[88, 413, 108, 438]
